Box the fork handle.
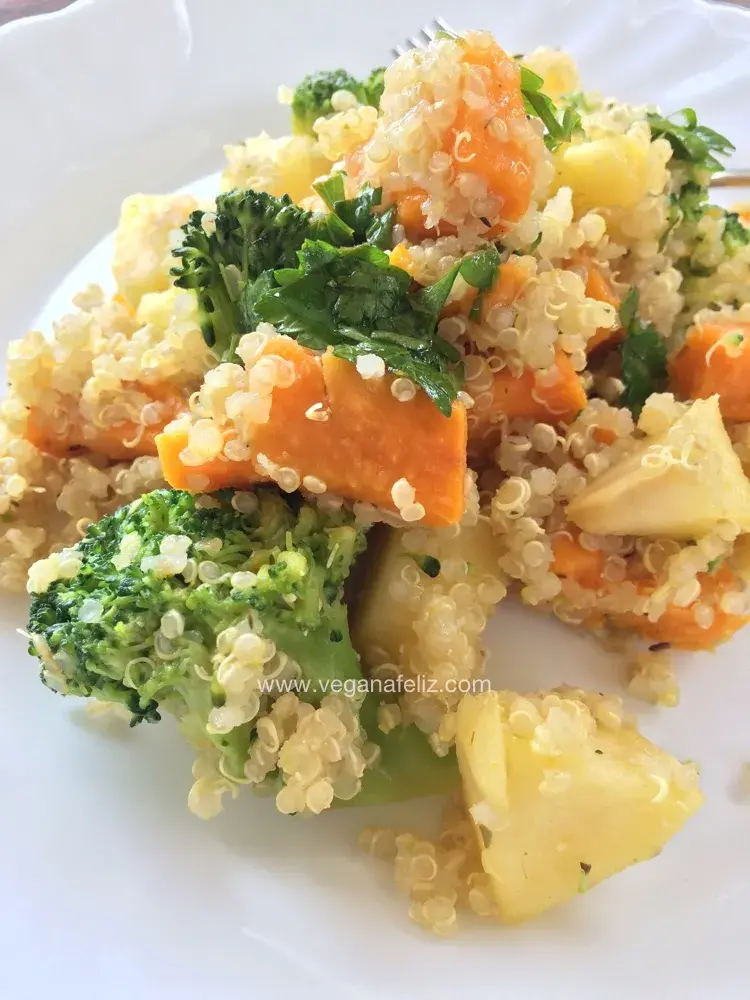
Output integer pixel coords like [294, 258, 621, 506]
[710, 170, 750, 188]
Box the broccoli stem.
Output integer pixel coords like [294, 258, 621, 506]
[342, 695, 459, 806]
[260, 603, 362, 700]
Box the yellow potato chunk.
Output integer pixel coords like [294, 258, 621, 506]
[112, 194, 200, 309]
[353, 517, 503, 669]
[567, 395, 750, 539]
[222, 133, 331, 204]
[552, 134, 650, 213]
[455, 689, 703, 924]
[135, 287, 198, 331]
[522, 47, 580, 102]
[352, 517, 506, 742]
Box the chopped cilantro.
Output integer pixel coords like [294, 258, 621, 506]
[412, 555, 441, 578]
[246, 240, 501, 416]
[313, 173, 346, 210]
[618, 288, 668, 418]
[520, 66, 583, 151]
[647, 108, 734, 174]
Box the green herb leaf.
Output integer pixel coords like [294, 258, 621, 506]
[469, 292, 484, 322]
[308, 211, 355, 246]
[647, 109, 735, 174]
[413, 245, 502, 332]
[520, 65, 583, 151]
[411, 555, 441, 578]
[520, 65, 544, 92]
[618, 288, 668, 417]
[333, 184, 383, 241]
[618, 287, 640, 330]
[313, 173, 346, 209]
[334, 339, 459, 416]
[366, 204, 397, 250]
[246, 238, 473, 415]
[459, 245, 503, 290]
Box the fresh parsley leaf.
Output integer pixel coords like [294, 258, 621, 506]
[366, 204, 397, 250]
[459, 245, 503, 290]
[333, 338, 460, 416]
[520, 65, 545, 92]
[245, 239, 501, 416]
[313, 173, 346, 209]
[313, 179, 398, 248]
[647, 109, 734, 174]
[618, 288, 668, 417]
[333, 184, 383, 241]
[308, 211, 355, 246]
[519, 64, 583, 151]
[469, 293, 484, 322]
[413, 245, 502, 332]
[411, 554, 441, 578]
[618, 287, 639, 330]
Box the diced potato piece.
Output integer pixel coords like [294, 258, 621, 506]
[521, 47, 580, 102]
[552, 134, 650, 214]
[112, 194, 200, 309]
[135, 287, 199, 332]
[567, 396, 750, 539]
[221, 133, 331, 204]
[352, 519, 506, 739]
[455, 689, 703, 924]
[353, 519, 503, 669]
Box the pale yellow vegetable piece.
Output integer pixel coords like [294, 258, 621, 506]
[221, 133, 331, 204]
[552, 134, 650, 213]
[455, 689, 703, 924]
[353, 517, 502, 669]
[112, 193, 200, 309]
[521, 47, 580, 102]
[135, 286, 198, 331]
[352, 517, 506, 741]
[567, 395, 750, 539]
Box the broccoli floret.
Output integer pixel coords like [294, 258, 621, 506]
[28, 488, 363, 766]
[291, 69, 363, 136]
[171, 187, 362, 363]
[27, 487, 457, 813]
[290, 67, 386, 136]
[723, 212, 750, 254]
[171, 190, 315, 361]
[362, 66, 386, 108]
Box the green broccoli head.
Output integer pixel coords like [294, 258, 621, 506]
[171, 190, 315, 361]
[291, 69, 365, 136]
[723, 212, 750, 255]
[28, 488, 365, 776]
[362, 66, 386, 108]
[290, 66, 386, 136]
[28, 487, 459, 816]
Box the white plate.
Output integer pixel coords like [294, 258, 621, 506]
[2, 1, 750, 997]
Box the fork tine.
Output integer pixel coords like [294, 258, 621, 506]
[433, 16, 456, 35]
[393, 17, 457, 62]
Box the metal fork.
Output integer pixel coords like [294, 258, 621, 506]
[391, 16, 454, 59]
[393, 18, 750, 189]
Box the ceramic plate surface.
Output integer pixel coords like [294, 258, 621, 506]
[2, 1, 749, 997]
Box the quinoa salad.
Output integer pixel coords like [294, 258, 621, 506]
[10, 28, 750, 934]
